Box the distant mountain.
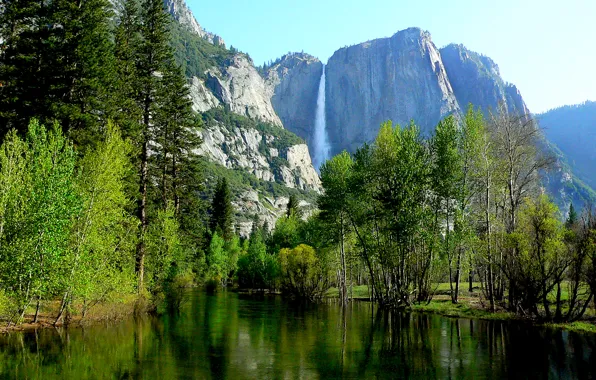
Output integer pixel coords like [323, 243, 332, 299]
[265, 28, 595, 210]
[538, 101, 596, 189]
[162, 0, 595, 218]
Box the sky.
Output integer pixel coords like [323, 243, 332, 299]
[187, 0, 596, 113]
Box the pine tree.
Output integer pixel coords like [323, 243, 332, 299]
[286, 194, 303, 218]
[209, 177, 234, 239]
[0, 0, 115, 144]
[152, 62, 202, 214]
[133, 0, 174, 288]
[566, 202, 578, 228]
[113, 0, 143, 145]
[0, 0, 54, 135]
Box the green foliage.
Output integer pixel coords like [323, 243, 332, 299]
[209, 177, 234, 239]
[286, 194, 303, 218]
[169, 21, 234, 79]
[68, 123, 137, 313]
[269, 215, 302, 255]
[145, 203, 186, 311]
[0, 120, 80, 320]
[201, 107, 304, 150]
[237, 230, 278, 290]
[278, 244, 331, 300]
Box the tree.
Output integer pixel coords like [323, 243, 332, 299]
[490, 104, 554, 310]
[57, 123, 137, 323]
[0, 0, 116, 144]
[0, 120, 79, 324]
[278, 244, 330, 301]
[566, 203, 578, 229]
[209, 177, 234, 239]
[286, 194, 303, 218]
[430, 115, 461, 303]
[319, 151, 353, 304]
[133, 0, 178, 289]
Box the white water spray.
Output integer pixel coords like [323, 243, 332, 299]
[313, 64, 330, 172]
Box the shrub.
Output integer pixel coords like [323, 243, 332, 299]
[278, 244, 330, 301]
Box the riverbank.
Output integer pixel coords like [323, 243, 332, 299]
[326, 284, 596, 334]
[0, 295, 139, 334]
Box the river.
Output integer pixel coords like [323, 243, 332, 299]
[0, 291, 594, 379]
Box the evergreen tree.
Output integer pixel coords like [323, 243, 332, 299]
[133, 0, 175, 288]
[286, 194, 303, 218]
[566, 202, 578, 228]
[113, 0, 143, 145]
[209, 177, 234, 239]
[0, 0, 116, 144]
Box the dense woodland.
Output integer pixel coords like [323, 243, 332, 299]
[0, 0, 595, 329]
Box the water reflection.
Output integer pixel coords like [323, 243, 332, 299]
[0, 291, 594, 379]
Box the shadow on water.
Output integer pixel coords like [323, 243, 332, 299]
[0, 290, 595, 379]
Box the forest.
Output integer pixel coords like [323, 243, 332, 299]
[0, 0, 595, 330]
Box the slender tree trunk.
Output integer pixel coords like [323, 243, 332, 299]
[136, 96, 150, 291]
[33, 297, 41, 324]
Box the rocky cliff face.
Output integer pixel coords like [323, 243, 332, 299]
[265, 53, 323, 145]
[440, 44, 529, 116]
[197, 121, 320, 192]
[325, 28, 460, 154]
[163, 0, 225, 45]
[205, 54, 283, 127]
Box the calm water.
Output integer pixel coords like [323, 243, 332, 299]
[0, 291, 595, 379]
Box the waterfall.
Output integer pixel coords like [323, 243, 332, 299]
[312, 64, 330, 171]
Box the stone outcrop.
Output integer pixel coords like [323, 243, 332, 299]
[196, 121, 320, 192]
[324, 28, 460, 154]
[265, 53, 323, 146]
[439, 44, 529, 116]
[189, 76, 220, 113]
[163, 0, 225, 46]
[206, 54, 283, 127]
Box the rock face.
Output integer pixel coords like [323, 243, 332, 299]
[325, 28, 460, 154]
[163, 0, 225, 46]
[538, 101, 596, 189]
[206, 54, 283, 127]
[440, 44, 529, 116]
[266, 53, 323, 145]
[189, 76, 220, 113]
[197, 121, 320, 192]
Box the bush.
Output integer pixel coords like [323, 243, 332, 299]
[278, 244, 330, 301]
[237, 231, 278, 290]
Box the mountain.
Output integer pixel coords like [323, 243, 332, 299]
[164, 0, 321, 235]
[439, 44, 528, 116]
[538, 101, 596, 189]
[265, 28, 594, 210]
[324, 28, 460, 154]
[163, 0, 594, 219]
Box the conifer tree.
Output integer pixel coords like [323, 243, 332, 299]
[209, 177, 234, 239]
[0, 0, 115, 144]
[286, 194, 303, 218]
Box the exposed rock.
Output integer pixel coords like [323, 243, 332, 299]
[266, 53, 323, 147]
[325, 28, 460, 154]
[440, 44, 529, 115]
[206, 54, 283, 126]
[163, 0, 225, 46]
[189, 76, 220, 113]
[196, 121, 320, 192]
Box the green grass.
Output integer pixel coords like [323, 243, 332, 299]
[325, 283, 596, 334]
[410, 300, 514, 321]
[325, 285, 370, 299]
[546, 321, 596, 334]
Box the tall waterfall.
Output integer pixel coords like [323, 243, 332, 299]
[312, 64, 330, 171]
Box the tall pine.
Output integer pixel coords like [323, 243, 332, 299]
[209, 177, 234, 240]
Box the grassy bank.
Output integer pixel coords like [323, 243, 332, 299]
[0, 295, 140, 334]
[326, 284, 596, 334]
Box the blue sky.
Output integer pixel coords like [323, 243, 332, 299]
[188, 0, 596, 113]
